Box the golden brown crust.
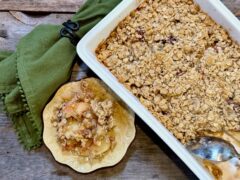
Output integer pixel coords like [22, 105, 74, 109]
[43, 78, 135, 173]
[96, 0, 240, 144]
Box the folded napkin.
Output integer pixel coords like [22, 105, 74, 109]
[0, 0, 122, 150]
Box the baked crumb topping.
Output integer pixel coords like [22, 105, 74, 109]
[52, 87, 115, 160]
[96, 0, 240, 143]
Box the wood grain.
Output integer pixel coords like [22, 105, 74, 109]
[222, 0, 240, 17]
[0, 12, 72, 51]
[0, 0, 239, 179]
[0, 0, 86, 12]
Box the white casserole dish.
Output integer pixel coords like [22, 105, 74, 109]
[77, 0, 240, 179]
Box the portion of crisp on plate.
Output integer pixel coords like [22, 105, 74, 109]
[43, 78, 135, 173]
[96, 0, 240, 144]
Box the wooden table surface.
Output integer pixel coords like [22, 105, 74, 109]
[0, 1, 239, 180]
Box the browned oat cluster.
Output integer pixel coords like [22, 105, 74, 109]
[96, 0, 240, 143]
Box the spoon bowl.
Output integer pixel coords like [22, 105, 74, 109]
[187, 136, 240, 162]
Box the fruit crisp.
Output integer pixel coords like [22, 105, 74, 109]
[96, 0, 240, 144]
[52, 87, 115, 160]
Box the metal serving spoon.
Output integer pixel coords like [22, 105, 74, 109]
[187, 136, 240, 162]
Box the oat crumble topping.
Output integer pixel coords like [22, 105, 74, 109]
[96, 0, 240, 143]
[52, 87, 115, 160]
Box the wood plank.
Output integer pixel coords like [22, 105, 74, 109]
[222, 0, 240, 17]
[0, 0, 86, 13]
[0, 12, 73, 51]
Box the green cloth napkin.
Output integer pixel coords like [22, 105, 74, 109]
[0, 0, 122, 150]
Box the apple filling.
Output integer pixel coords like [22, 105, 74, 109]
[52, 94, 116, 161]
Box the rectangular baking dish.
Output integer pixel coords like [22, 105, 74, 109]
[77, 0, 240, 179]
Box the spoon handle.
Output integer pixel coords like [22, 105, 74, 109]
[224, 131, 240, 145]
